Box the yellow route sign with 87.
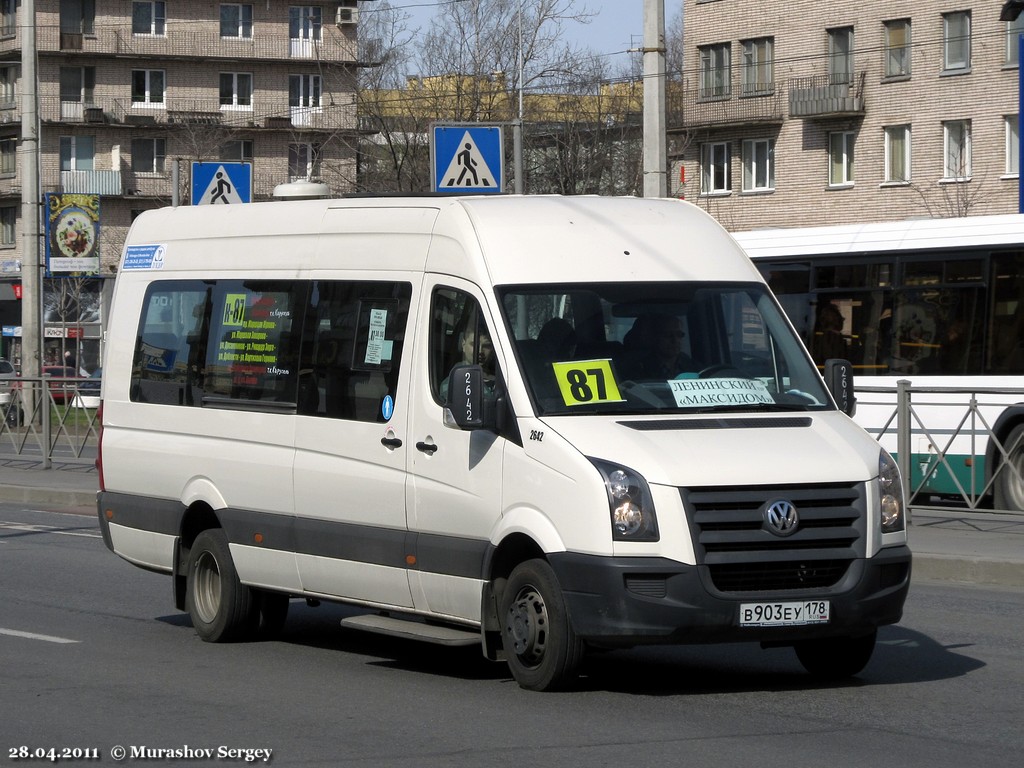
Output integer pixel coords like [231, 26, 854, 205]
[551, 359, 625, 406]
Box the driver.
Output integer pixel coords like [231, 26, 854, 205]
[628, 314, 696, 379]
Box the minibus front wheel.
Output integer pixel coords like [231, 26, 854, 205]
[185, 528, 256, 642]
[500, 559, 584, 691]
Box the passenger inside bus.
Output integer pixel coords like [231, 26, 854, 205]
[811, 302, 849, 365]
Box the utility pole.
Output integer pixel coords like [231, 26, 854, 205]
[20, 0, 41, 384]
[642, 0, 667, 198]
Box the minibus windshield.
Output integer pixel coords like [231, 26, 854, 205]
[499, 282, 833, 417]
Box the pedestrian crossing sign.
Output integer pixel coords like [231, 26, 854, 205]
[432, 125, 503, 194]
[191, 162, 252, 205]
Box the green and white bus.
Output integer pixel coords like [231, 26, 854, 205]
[735, 214, 1024, 512]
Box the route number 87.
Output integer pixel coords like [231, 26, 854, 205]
[551, 359, 623, 406]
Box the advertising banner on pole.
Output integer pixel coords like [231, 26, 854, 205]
[44, 193, 101, 277]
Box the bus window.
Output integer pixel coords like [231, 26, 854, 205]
[989, 252, 1024, 373]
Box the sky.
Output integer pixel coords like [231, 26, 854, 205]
[390, 1, 683, 60]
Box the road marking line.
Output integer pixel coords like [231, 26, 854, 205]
[0, 627, 80, 644]
[0, 521, 100, 538]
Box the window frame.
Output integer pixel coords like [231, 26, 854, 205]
[0, 205, 15, 247]
[943, 119, 972, 181]
[828, 26, 854, 85]
[883, 19, 911, 79]
[60, 135, 96, 172]
[699, 43, 731, 99]
[131, 137, 167, 174]
[943, 11, 971, 72]
[883, 125, 911, 184]
[131, 69, 166, 106]
[220, 3, 254, 39]
[288, 142, 321, 182]
[1006, 115, 1019, 177]
[700, 141, 731, 195]
[741, 138, 774, 192]
[219, 72, 253, 109]
[740, 37, 773, 96]
[0, 136, 15, 176]
[828, 131, 855, 187]
[132, 1, 166, 37]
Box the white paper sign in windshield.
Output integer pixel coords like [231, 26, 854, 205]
[668, 378, 774, 408]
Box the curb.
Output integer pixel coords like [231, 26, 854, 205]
[912, 555, 1024, 588]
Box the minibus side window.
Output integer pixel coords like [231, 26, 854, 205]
[204, 280, 307, 405]
[304, 280, 412, 422]
[429, 288, 498, 403]
[131, 280, 211, 405]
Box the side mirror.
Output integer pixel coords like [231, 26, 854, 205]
[823, 358, 856, 417]
[444, 364, 485, 429]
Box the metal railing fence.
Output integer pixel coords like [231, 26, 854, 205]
[0, 376, 99, 468]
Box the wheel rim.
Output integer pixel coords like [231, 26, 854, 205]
[1008, 449, 1024, 508]
[192, 550, 222, 624]
[505, 585, 548, 667]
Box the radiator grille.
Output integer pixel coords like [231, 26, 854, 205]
[682, 483, 866, 594]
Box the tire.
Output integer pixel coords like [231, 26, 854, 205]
[499, 559, 584, 692]
[185, 528, 257, 642]
[994, 424, 1024, 512]
[794, 630, 877, 679]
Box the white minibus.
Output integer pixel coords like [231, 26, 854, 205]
[97, 196, 911, 691]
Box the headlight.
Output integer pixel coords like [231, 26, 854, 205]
[878, 449, 905, 533]
[591, 459, 659, 542]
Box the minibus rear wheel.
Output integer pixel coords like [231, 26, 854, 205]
[500, 559, 583, 691]
[185, 528, 257, 642]
[794, 630, 876, 679]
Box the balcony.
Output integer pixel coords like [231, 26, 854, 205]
[30, 25, 358, 64]
[60, 170, 123, 196]
[666, 84, 785, 131]
[788, 72, 866, 119]
[38, 97, 358, 133]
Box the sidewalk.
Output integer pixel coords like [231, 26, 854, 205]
[1, 462, 1022, 588]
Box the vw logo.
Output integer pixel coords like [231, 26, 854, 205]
[764, 500, 799, 536]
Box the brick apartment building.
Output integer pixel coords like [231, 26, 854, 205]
[0, 0, 364, 369]
[672, 0, 1023, 231]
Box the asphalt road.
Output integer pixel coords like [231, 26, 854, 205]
[1, 502, 1022, 768]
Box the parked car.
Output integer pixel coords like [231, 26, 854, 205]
[0, 358, 16, 417]
[42, 365, 86, 404]
[79, 367, 102, 395]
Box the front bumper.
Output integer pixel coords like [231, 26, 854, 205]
[548, 545, 911, 647]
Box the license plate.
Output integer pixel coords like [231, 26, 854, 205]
[739, 600, 830, 627]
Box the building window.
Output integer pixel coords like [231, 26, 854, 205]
[828, 27, 854, 84]
[741, 139, 774, 191]
[60, 136, 95, 171]
[220, 73, 253, 108]
[60, 66, 95, 103]
[0, 206, 15, 247]
[0, 0, 15, 38]
[131, 70, 165, 105]
[884, 19, 911, 78]
[829, 131, 855, 186]
[1007, 115, 1019, 176]
[700, 142, 730, 194]
[0, 137, 15, 175]
[133, 1, 166, 36]
[289, 6, 323, 41]
[0, 65, 15, 107]
[943, 11, 971, 72]
[221, 3, 253, 38]
[289, 74, 322, 108]
[943, 120, 971, 180]
[741, 38, 773, 95]
[60, 0, 96, 36]
[699, 43, 730, 99]
[884, 125, 911, 183]
[222, 140, 254, 162]
[289, 143, 321, 181]
[132, 137, 166, 174]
